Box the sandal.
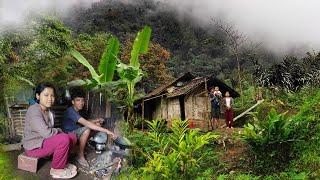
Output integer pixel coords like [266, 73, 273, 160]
[76, 157, 90, 168]
[50, 168, 77, 179]
[50, 164, 77, 175]
[67, 163, 77, 172]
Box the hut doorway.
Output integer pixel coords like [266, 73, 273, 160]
[179, 96, 185, 120]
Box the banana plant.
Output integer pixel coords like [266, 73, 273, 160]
[70, 26, 151, 131]
[68, 36, 120, 90]
[117, 26, 152, 130]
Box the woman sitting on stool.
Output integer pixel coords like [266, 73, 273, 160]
[22, 83, 78, 179]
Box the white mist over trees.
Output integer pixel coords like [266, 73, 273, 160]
[158, 0, 320, 53]
[1, 0, 320, 53]
[0, 0, 99, 28]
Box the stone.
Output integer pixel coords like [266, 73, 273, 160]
[17, 153, 38, 173]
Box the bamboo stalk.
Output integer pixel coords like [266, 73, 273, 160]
[142, 101, 144, 131]
[221, 99, 264, 128]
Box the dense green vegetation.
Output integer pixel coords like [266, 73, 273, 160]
[0, 150, 18, 180]
[64, 0, 269, 81]
[0, 0, 320, 179]
[121, 119, 219, 179]
[114, 86, 319, 179]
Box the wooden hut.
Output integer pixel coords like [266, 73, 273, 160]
[139, 72, 240, 131]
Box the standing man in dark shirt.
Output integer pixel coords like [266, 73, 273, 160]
[62, 88, 116, 167]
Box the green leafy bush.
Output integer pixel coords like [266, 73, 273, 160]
[128, 119, 219, 179]
[242, 89, 320, 177]
[216, 171, 307, 180]
[0, 151, 18, 180]
[217, 173, 260, 180]
[289, 90, 320, 177]
[242, 108, 296, 174]
[0, 114, 8, 143]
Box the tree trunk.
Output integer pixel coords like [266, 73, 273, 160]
[235, 53, 243, 107]
[127, 106, 135, 132]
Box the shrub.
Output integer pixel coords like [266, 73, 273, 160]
[0, 151, 18, 180]
[127, 118, 219, 179]
[289, 90, 320, 177]
[242, 108, 296, 174]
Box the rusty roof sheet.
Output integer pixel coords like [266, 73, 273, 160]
[144, 72, 194, 98]
[167, 77, 205, 98]
[142, 73, 240, 102]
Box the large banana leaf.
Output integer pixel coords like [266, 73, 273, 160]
[130, 26, 152, 68]
[15, 75, 35, 87]
[67, 79, 97, 90]
[70, 49, 102, 84]
[98, 37, 120, 82]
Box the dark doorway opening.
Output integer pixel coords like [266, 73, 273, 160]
[179, 96, 185, 120]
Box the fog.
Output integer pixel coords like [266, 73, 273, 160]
[159, 0, 320, 53]
[0, 0, 99, 28]
[1, 0, 320, 53]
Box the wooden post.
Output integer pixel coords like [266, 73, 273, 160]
[4, 96, 14, 138]
[204, 78, 210, 131]
[167, 97, 169, 122]
[142, 101, 145, 131]
[4, 96, 12, 119]
[192, 96, 195, 117]
[160, 96, 163, 119]
[204, 78, 208, 117]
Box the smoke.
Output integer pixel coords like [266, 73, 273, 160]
[0, 0, 99, 30]
[157, 0, 320, 53]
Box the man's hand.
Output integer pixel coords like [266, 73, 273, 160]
[109, 133, 117, 140]
[56, 128, 63, 133]
[93, 118, 104, 126]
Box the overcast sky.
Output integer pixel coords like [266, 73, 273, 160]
[159, 0, 320, 53]
[1, 0, 319, 53]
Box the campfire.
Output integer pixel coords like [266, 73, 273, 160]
[80, 132, 132, 179]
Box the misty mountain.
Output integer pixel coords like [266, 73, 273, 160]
[64, 0, 233, 78]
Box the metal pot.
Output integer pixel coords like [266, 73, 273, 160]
[114, 136, 132, 149]
[93, 132, 108, 144]
[96, 143, 106, 151]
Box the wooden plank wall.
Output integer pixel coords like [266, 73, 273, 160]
[153, 99, 162, 120]
[184, 85, 210, 121]
[185, 96, 193, 120]
[51, 105, 68, 128]
[167, 98, 181, 120]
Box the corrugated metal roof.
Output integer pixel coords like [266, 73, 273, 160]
[167, 77, 205, 98]
[142, 73, 240, 102]
[144, 72, 194, 98]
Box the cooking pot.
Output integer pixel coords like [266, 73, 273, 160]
[96, 143, 106, 151]
[114, 136, 132, 149]
[93, 132, 108, 144]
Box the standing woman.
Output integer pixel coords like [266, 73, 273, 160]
[223, 91, 234, 129]
[23, 83, 77, 179]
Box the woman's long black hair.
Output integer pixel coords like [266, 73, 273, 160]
[34, 83, 56, 103]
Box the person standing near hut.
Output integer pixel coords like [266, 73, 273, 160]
[223, 91, 234, 129]
[22, 83, 78, 179]
[209, 86, 222, 129]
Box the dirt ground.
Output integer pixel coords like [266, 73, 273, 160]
[7, 149, 98, 180]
